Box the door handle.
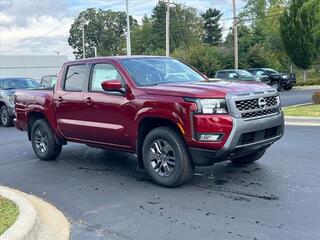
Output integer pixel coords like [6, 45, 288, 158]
[85, 97, 93, 105]
[58, 96, 63, 102]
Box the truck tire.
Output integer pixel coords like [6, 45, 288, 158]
[271, 81, 281, 91]
[0, 106, 13, 127]
[283, 85, 293, 91]
[142, 127, 193, 187]
[31, 119, 62, 161]
[231, 149, 266, 165]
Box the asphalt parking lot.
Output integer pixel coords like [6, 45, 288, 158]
[0, 124, 319, 240]
[279, 87, 319, 107]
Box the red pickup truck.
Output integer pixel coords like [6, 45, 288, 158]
[14, 56, 284, 187]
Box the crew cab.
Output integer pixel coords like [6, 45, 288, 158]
[14, 56, 284, 187]
[247, 68, 296, 91]
[215, 69, 270, 85]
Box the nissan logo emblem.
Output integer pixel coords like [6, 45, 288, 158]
[258, 97, 267, 109]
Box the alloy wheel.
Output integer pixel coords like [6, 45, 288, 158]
[34, 127, 49, 153]
[148, 139, 176, 177]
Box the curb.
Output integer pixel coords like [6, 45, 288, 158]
[285, 116, 320, 126]
[0, 186, 39, 240]
[0, 186, 70, 240]
[282, 102, 313, 109]
[293, 85, 320, 90]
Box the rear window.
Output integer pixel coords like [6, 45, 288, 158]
[217, 71, 226, 78]
[64, 65, 86, 91]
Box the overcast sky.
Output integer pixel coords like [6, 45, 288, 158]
[0, 0, 245, 58]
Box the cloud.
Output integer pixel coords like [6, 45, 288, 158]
[0, 0, 244, 57]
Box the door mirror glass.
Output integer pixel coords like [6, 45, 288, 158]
[101, 80, 122, 92]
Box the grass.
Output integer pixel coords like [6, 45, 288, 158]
[284, 104, 320, 117]
[0, 196, 19, 235]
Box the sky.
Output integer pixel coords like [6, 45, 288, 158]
[0, 0, 245, 58]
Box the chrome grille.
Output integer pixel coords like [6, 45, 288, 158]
[234, 95, 280, 119]
[235, 96, 278, 111]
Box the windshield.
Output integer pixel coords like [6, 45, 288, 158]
[237, 70, 252, 77]
[264, 68, 279, 74]
[0, 78, 40, 90]
[120, 58, 206, 86]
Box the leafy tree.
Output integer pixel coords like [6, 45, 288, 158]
[68, 8, 136, 58]
[280, 0, 318, 73]
[201, 8, 223, 45]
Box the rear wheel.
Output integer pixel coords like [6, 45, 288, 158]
[31, 119, 62, 160]
[231, 149, 266, 165]
[142, 127, 193, 187]
[271, 81, 281, 91]
[0, 106, 13, 127]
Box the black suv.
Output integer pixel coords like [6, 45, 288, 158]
[247, 68, 296, 91]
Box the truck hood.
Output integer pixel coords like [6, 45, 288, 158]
[144, 80, 272, 98]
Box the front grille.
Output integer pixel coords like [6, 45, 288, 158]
[235, 95, 280, 119]
[237, 126, 282, 146]
[241, 108, 279, 119]
[235, 96, 278, 111]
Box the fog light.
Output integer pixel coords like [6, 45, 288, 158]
[197, 133, 223, 142]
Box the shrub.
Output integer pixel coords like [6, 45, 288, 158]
[313, 91, 320, 104]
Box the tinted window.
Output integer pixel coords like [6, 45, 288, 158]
[228, 72, 238, 79]
[90, 64, 123, 91]
[237, 70, 252, 77]
[64, 65, 86, 91]
[121, 58, 205, 86]
[217, 71, 226, 78]
[256, 70, 266, 76]
[0, 78, 40, 90]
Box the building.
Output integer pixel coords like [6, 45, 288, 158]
[0, 55, 68, 81]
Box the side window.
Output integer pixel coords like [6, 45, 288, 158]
[64, 64, 87, 91]
[217, 71, 226, 79]
[90, 64, 123, 91]
[256, 70, 265, 76]
[228, 72, 238, 79]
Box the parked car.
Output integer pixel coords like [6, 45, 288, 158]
[0, 77, 40, 127]
[247, 68, 296, 91]
[40, 75, 57, 88]
[215, 69, 270, 85]
[14, 56, 284, 187]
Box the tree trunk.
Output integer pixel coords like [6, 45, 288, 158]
[303, 70, 307, 82]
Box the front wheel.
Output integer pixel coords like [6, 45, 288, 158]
[271, 81, 281, 91]
[0, 106, 13, 127]
[142, 127, 193, 187]
[231, 149, 266, 165]
[31, 119, 62, 161]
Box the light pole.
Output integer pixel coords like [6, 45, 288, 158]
[81, 17, 86, 59]
[165, 3, 170, 57]
[126, 0, 131, 56]
[232, 0, 238, 69]
[93, 46, 97, 57]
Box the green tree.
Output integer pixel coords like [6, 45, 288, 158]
[280, 0, 318, 74]
[68, 8, 136, 58]
[201, 8, 223, 45]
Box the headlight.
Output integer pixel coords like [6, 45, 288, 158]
[196, 99, 228, 114]
[6, 95, 15, 106]
[282, 75, 289, 79]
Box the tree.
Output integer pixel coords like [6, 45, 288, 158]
[68, 8, 136, 58]
[280, 0, 318, 80]
[201, 8, 223, 45]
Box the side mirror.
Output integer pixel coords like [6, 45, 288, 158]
[101, 80, 122, 92]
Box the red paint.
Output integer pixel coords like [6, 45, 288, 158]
[14, 56, 268, 153]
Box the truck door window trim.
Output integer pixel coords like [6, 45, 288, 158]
[87, 63, 126, 95]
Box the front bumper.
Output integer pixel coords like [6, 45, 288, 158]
[189, 112, 284, 166]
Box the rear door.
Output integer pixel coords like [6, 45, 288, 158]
[55, 64, 88, 140]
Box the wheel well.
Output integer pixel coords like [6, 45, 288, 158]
[136, 117, 183, 169]
[0, 101, 5, 108]
[27, 112, 46, 140]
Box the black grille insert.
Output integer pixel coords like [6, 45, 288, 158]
[241, 108, 279, 119]
[235, 96, 278, 111]
[237, 126, 282, 146]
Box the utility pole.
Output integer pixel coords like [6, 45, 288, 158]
[165, 4, 170, 57]
[232, 0, 238, 69]
[126, 0, 131, 56]
[81, 17, 86, 59]
[93, 46, 97, 57]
